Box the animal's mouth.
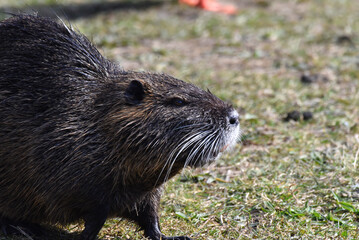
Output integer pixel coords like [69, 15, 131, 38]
[182, 124, 241, 168]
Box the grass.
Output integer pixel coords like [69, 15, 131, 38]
[1, 0, 359, 239]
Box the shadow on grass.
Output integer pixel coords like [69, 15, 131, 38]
[1, 0, 176, 20]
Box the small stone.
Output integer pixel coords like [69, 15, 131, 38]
[300, 74, 316, 84]
[300, 74, 329, 84]
[302, 111, 313, 121]
[283, 111, 301, 122]
[336, 35, 354, 46]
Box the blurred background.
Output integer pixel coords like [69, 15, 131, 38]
[0, 0, 359, 239]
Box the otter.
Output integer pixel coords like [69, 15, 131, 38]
[0, 15, 240, 240]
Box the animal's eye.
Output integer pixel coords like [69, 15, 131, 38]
[170, 97, 186, 106]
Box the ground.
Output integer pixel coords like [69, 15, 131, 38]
[0, 0, 359, 239]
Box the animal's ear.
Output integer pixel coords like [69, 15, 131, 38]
[125, 80, 145, 105]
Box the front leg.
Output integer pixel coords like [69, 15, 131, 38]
[80, 204, 110, 240]
[122, 189, 191, 240]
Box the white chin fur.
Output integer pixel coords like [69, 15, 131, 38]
[225, 124, 241, 152]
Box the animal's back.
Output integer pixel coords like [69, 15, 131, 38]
[0, 15, 113, 225]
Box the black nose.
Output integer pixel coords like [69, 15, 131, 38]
[228, 110, 239, 126]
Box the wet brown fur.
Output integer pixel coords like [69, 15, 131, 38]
[0, 15, 239, 240]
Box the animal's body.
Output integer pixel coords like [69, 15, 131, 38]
[0, 15, 240, 240]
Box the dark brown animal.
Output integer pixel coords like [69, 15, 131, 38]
[0, 15, 240, 240]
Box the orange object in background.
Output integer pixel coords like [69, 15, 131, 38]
[179, 0, 238, 15]
[179, 0, 199, 6]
